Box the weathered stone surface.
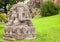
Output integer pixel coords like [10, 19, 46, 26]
[4, 2, 35, 40]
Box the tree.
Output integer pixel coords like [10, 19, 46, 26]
[0, 0, 24, 14]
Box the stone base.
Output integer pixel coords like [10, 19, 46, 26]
[4, 25, 35, 40]
[4, 36, 36, 40]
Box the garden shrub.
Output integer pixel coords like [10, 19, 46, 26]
[40, 1, 59, 17]
[58, 6, 60, 10]
[0, 13, 7, 23]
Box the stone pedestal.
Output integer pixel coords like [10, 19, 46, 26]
[4, 2, 35, 40]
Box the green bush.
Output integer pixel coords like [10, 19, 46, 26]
[0, 13, 7, 23]
[58, 6, 60, 10]
[40, 1, 59, 17]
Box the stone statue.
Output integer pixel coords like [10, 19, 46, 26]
[4, 2, 35, 40]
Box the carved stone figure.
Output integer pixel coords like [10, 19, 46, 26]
[4, 2, 35, 40]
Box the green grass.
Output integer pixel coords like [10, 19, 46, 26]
[0, 14, 60, 42]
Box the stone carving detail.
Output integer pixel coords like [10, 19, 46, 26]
[4, 2, 35, 40]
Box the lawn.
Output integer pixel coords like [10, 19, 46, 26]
[0, 14, 60, 42]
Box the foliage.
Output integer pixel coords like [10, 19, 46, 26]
[58, 6, 60, 10]
[0, 0, 24, 13]
[0, 13, 7, 22]
[7, 4, 13, 11]
[40, 1, 59, 17]
[32, 8, 40, 18]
